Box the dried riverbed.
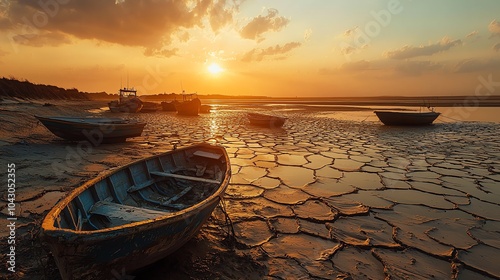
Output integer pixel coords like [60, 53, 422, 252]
[0, 100, 499, 279]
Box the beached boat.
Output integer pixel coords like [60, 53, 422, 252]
[35, 116, 146, 143]
[200, 104, 212, 113]
[41, 143, 231, 280]
[374, 110, 440, 125]
[108, 88, 143, 113]
[140, 101, 161, 113]
[161, 100, 180, 111]
[247, 112, 287, 128]
[176, 93, 201, 116]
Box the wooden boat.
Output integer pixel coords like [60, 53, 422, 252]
[374, 110, 440, 125]
[200, 104, 212, 113]
[176, 93, 201, 116]
[161, 100, 180, 111]
[247, 112, 286, 128]
[140, 101, 161, 113]
[41, 143, 231, 280]
[108, 88, 143, 113]
[35, 116, 146, 143]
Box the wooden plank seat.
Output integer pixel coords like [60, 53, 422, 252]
[193, 150, 222, 160]
[89, 201, 169, 224]
[150, 171, 220, 184]
[127, 178, 157, 193]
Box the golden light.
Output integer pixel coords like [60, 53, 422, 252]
[207, 63, 223, 74]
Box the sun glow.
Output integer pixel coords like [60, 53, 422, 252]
[207, 63, 223, 74]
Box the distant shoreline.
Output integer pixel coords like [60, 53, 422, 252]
[2, 95, 500, 108]
[2, 77, 500, 107]
[196, 95, 500, 107]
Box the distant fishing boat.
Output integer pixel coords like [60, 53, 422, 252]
[140, 101, 161, 113]
[176, 93, 201, 116]
[108, 88, 143, 113]
[35, 116, 146, 143]
[199, 104, 212, 113]
[374, 110, 440, 125]
[161, 100, 180, 111]
[247, 112, 287, 128]
[41, 143, 231, 280]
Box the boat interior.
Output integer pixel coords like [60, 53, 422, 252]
[53, 146, 227, 231]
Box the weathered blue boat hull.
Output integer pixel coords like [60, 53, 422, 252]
[41, 143, 231, 280]
[44, 197, 219, 279]
[36, 116, 146, 143]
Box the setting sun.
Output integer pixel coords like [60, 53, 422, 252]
[207, 63, 223, 74]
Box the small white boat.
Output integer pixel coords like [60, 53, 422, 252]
[108, 88, 143, 113]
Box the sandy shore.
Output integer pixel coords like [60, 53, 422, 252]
[1, 99, 499, 279]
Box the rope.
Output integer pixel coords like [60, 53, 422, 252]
[438, 114, 466, 123]
[360, 114, 373, 122]
[218, 197, 237, 245]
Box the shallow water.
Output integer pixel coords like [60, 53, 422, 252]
[1, 101, 499, 279]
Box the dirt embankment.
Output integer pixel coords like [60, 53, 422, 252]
[0, 78, 111, 101]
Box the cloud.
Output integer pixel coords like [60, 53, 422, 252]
[207, 0, 239, 33]
[394, 61, 442, 76]
[342, 26, 359, 38]
[1, 0, 240, 55]
[488, 20, 500, 38]
[465, 31, 479, 40]
[454, 58, 500, 73]
[241, 42, 301, 62]
[304, 28, 312, 42]
[494, 43, 500, 52]
[385, 37, 462, 59]
[144, 48, 179, 58]
[340, 46, 357, 56]
[12, 31, 72, 47]
[340, 43, 367, 56]
[340, 60, 371, 72]
[239, 8, 289, 42]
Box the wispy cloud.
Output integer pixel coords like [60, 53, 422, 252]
[394, 60, 442, 76]
[385, 37, 462, 59]
[144, 48, 179, 58]
[493, 43, 500, 52]
[465, 31, 479, 40]
[241, 42, 301, 62]
[488, 19, 500, 38]
[304, 28, 312, 42]
[340, 43, 367, 57]
[342, 26, 359, 38]
[12, 31, 72, 47]
[340, 60, 371, 72]
[454, 58, 500, 73]
[239, 8, 289, 42]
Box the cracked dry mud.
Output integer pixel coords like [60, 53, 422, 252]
[0, 101, 499, 279]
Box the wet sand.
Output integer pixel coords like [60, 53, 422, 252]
[1, 99, 499, 279]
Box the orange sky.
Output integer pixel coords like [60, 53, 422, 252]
[1, 0, 500, 97]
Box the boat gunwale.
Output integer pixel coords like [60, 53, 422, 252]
[41, 143, 231, 238]
[247, 112, 287, 120]
[35, 115, 146, 126]
[373, 110, 440, 125]
[373, 110, 440, 116]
